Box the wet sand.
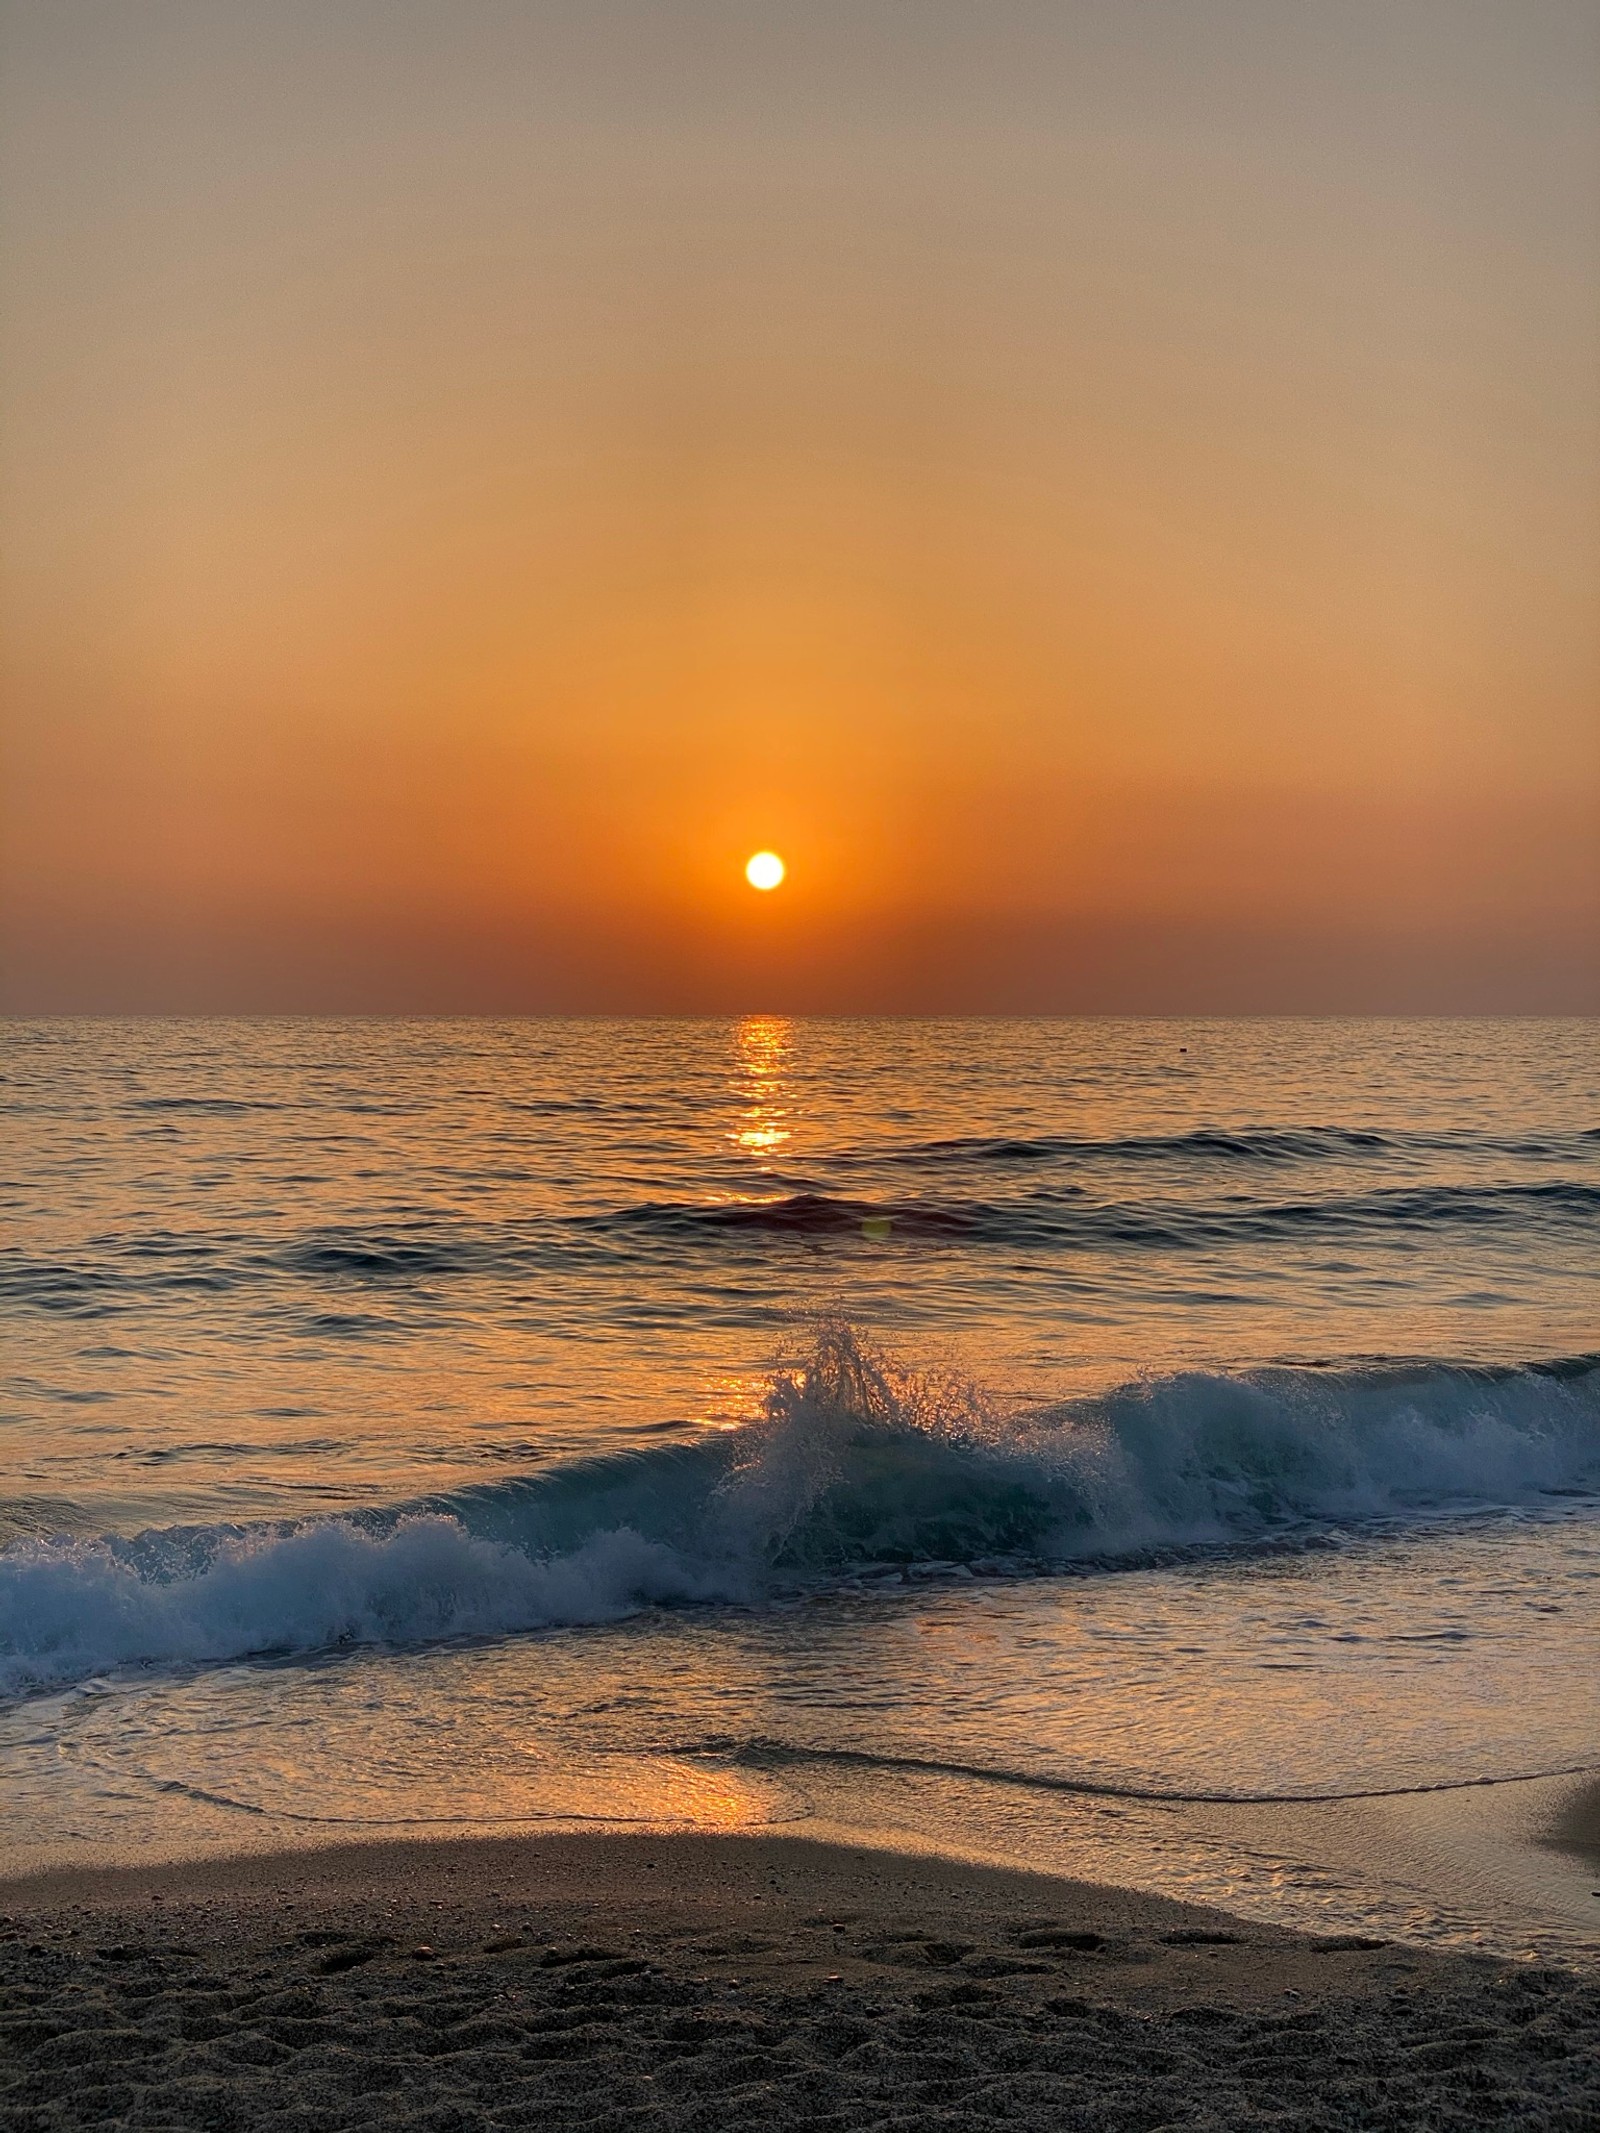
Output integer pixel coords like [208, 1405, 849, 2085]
[2, 1832, 1597, 2131]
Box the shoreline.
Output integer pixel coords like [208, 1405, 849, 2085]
[6, 1749, 1598, 1966]
[4, 1830, 1597, 2129]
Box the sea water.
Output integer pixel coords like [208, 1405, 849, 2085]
[2, 1018, 1597, 1951]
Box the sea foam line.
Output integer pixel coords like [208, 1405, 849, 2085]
[676, 1734, 1600, 1809]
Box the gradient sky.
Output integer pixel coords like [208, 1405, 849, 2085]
[3, 0, 1597, 1012]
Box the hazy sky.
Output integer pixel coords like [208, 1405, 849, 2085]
[3, 0, 1597, 1011]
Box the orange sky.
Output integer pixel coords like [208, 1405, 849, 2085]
[2, 1, 1597, 1011]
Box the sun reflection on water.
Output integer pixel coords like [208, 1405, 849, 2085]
[730, 1015, 792, 1157]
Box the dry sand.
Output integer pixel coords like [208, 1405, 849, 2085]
[2, 1831, 1597, 2131]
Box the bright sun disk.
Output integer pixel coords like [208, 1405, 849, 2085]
[744, 851, 785, 891]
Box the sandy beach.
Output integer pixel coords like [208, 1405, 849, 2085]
[2, 1831, 1596, 2131]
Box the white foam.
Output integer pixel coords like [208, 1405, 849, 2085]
[0, 1517, 739, 1696]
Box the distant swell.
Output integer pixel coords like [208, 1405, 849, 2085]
[5, 1157, 1598, 1315]
[2, 1328, 1598, 1698]
[856, 1124, 1600, 1168]
[603, 1193, 985, 1239]
[593, 1179, 1600, 1249]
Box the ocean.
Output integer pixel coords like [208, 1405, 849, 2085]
[3, 1017, 1597, 1954]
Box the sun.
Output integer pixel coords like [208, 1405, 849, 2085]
[744, 850, 786, 892]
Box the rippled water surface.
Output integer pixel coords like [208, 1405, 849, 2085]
[2, 1017, 1597, 1951]
[6, 1017, 1595, 1525]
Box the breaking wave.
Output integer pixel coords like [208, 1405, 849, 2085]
[2, 1327, 1597, 1698]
